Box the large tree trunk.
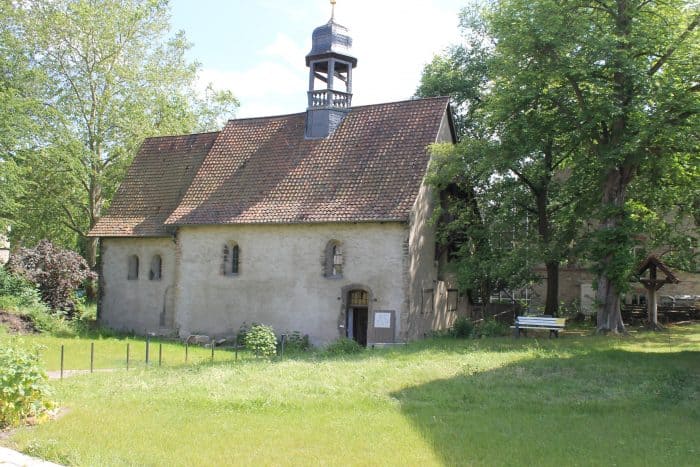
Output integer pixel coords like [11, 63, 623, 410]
[594, 3, 635, 334]
[596, 272, 625, 333]
[534, 163, 559, 317]
[85, 173, 102, 301]
[544, 260, 559, 316]
[595, 167, 632, 334]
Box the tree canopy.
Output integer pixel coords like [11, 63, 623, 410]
[0, 0, 239, 268]
[419, 0, 699, 327]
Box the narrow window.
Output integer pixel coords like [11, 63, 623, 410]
[127, 255, 139, 280]
[230, 244, 239, 274]
[324, 240, 343, 278]
[222, 243, 239, 276]
[149, 255, 162, 281]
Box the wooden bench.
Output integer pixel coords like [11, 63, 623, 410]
[511, 316, 566, 338]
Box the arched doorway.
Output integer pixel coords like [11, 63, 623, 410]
[346, 289, 369, 346]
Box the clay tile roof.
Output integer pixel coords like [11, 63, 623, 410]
[165, 97, 451, 226]
[88, 132, 219, 237]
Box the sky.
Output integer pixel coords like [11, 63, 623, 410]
[169, 0, 465, 118]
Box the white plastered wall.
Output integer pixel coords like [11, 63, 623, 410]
[174, 222, 408, 345]
[100, 237, 177, 333]
[405, 110, 457, 339]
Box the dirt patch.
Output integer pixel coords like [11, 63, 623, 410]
[0, 310, 40, 334]
[0, 408, 70, 441]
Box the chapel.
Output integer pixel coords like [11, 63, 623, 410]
[89, 6, 457, 345]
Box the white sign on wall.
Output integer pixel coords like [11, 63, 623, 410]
[374, 311, 392, 329]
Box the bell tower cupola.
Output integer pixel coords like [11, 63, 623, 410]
[305, 0, 357, 139]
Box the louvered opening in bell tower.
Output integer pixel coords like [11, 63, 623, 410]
[304, 1, 357, 139]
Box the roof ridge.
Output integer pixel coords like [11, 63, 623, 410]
[349, 96, 450, 110]
[143, 130, 221, 141]
[225, 96, 450, 123]
[225, 112, 306, 123]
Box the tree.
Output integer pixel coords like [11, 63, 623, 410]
[426, 142, 539, 305]
[418, 7, 587, 315]
[0, 1, 47, 232]
[487, 0, 699, 332]
[421, 0, 699, 328]
[4, 0, 238, 269]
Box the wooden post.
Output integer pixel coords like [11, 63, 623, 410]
[649, 264, 658, 328]
[185, 343, 188, 362]
[637, 256, 679, 331]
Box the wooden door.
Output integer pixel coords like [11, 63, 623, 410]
[352, 307, 368, 346]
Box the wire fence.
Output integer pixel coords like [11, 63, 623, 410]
[47, 337, 248, 379]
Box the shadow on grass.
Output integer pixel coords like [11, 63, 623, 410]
[390, 348, 699, 466]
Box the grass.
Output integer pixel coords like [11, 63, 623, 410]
[1, 324, 699, 466]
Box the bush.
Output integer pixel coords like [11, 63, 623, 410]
[7, 240, 96, 314]
[324, 337, 364, 356]
[0, 267, 42, 307]
[0, 343, 54, 428]
[244, 323, 277, 357]
[451, 316, 474, 338]
[476, 318, 509, 337]
[284, 331, 311, 353]
[236, 322, 248, 346]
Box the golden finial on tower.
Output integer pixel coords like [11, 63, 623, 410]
[330, 0, 336, 20]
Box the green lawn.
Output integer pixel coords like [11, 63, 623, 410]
[2, 325, 699, 466]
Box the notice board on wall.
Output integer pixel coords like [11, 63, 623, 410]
[372, 310, 395, 343]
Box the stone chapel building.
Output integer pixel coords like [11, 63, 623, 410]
[89, 13, 457, 345]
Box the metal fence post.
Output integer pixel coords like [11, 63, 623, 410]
[90, 342, 94, 373]
[279, 334, 287, 357]
[60, 345, 64, 380]
[126, 343, 130, 370]
[145, 335, 150, 364]
[185, 343, 188, 362]
[159, 343, 162, 367]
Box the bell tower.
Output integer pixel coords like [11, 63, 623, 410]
[305, 0, 357, 139]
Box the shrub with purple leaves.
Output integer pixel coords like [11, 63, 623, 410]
[7, 240, 96, 314]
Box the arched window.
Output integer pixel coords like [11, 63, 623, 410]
[149, 255, 162, 281]
[324, 240, 343, 278]
[127, 255, 139, 280]
[222, 243, 240, 276]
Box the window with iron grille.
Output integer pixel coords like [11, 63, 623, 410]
[324, 240, 343, 278]
[349, 290, 368, 306]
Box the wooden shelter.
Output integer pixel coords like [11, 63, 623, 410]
[636, 256, 679, 329]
